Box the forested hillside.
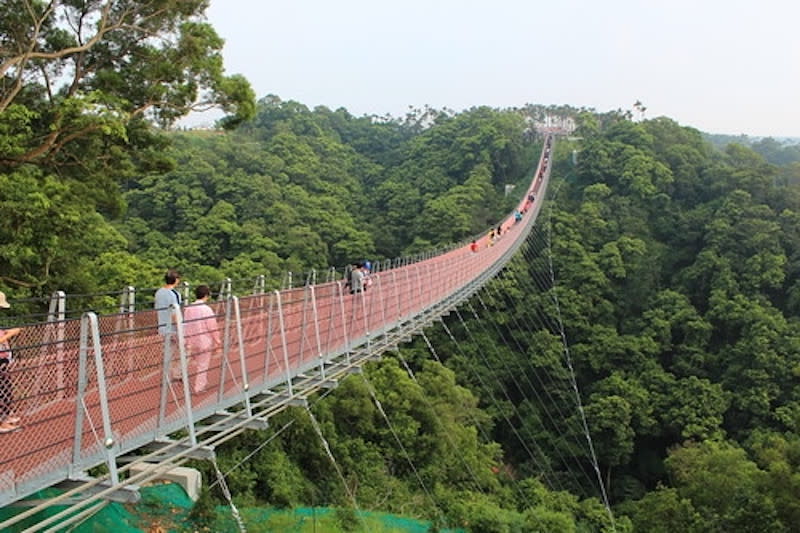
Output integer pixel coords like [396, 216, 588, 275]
[171, 111, 800, 533]
[537, 116, 800, 531]
[183, 111, 800, 532]
[119, 98, 535, 286]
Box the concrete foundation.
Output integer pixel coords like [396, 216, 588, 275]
[128, 464, 202, 502]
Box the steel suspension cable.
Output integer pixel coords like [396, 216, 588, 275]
[473, 283, 582, 440]
[446, 304, 580, 490]
[517, 226, 566, 331]
[467, 294, 597, 498]
[392, 350, 488, 496]
[419, 330, 555, 532]
[510, 198, 612, 478]
[207, 386, 341, 492]
[358, 372, 448, 528]
[304, 405, 368, 531]
[425, 324, 560, 492]
[480, 267, 599, 467]
[541, 186, 617, 531]
[211, 456, 247, 533]
[482, 243, 606, 463]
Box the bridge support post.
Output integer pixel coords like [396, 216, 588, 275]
[173, 304, 197, 445]
[308, 285, 326, 380]
[337, 281, 351, 365]
[51, 291, 67, 398]
[217, 290, 232, 404]
[73, 312, 119, 484]
[253, 274, 266, 295]
[275, 290, 293, 396]
[261, 292, 277, 386]
[231, 296, 252, 417]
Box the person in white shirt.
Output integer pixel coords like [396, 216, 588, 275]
[154, 269, 182, 380]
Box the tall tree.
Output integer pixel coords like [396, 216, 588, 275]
[0, 0, 255, 293]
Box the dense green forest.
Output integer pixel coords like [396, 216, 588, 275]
[177, 112, 800, 532]
[4, 4, 800, 533]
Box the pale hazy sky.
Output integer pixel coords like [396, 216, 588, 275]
[199, 0, 800, 137]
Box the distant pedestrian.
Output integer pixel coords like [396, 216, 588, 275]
[0, 291, 22, 433]
[155, 269, 182, 380]
[346, 263, 365, 294]
[470, 240, 478, 253]
[361, 262, 373, 290]
[182, 285, 220, 394]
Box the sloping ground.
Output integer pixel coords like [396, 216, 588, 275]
[0, 483, 464, 532]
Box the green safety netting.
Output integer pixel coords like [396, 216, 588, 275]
[1, 483, 464, 532]
[0, 483, 192, 532]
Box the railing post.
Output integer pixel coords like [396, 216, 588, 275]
[262, 292, 276, 383]
[119, 286, 136, 376]
[374, 273, 388, 345]
[119, 286, 135, 314]
[218, 278, 232, 301]
[74, 312, 119, 484]
[274, 290, 294, 396]
[173, 304, 197, 445]
[337, 281, 351, 365]
[231, 296, 252, 417]
[179, 280, 191, 305]
[217, 294, 233, 403]
[72, 318, 89, 478]
[413, 262, 424, 314]
[253, 275, 266, 295]
[357, 280, 370, 351]
[158, 335, 174, 428]
[47, 291, 66, 398]
[306, 285, 324, 379]
[48, 291, 66, 322]
[391, 269, 401, 324]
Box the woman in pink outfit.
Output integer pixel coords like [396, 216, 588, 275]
[182, 285, 221, 393]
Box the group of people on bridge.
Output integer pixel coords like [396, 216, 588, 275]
[345, 261, 373, 295]
[155, 269, 222, 395]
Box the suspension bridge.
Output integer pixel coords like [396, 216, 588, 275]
[0, 135, 595, 531]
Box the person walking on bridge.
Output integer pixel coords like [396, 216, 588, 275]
[155, 269, 183, 381]
[346, 262, 366, 294]
[182, 285, 220, 393]
[0, 291, 22, 433]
